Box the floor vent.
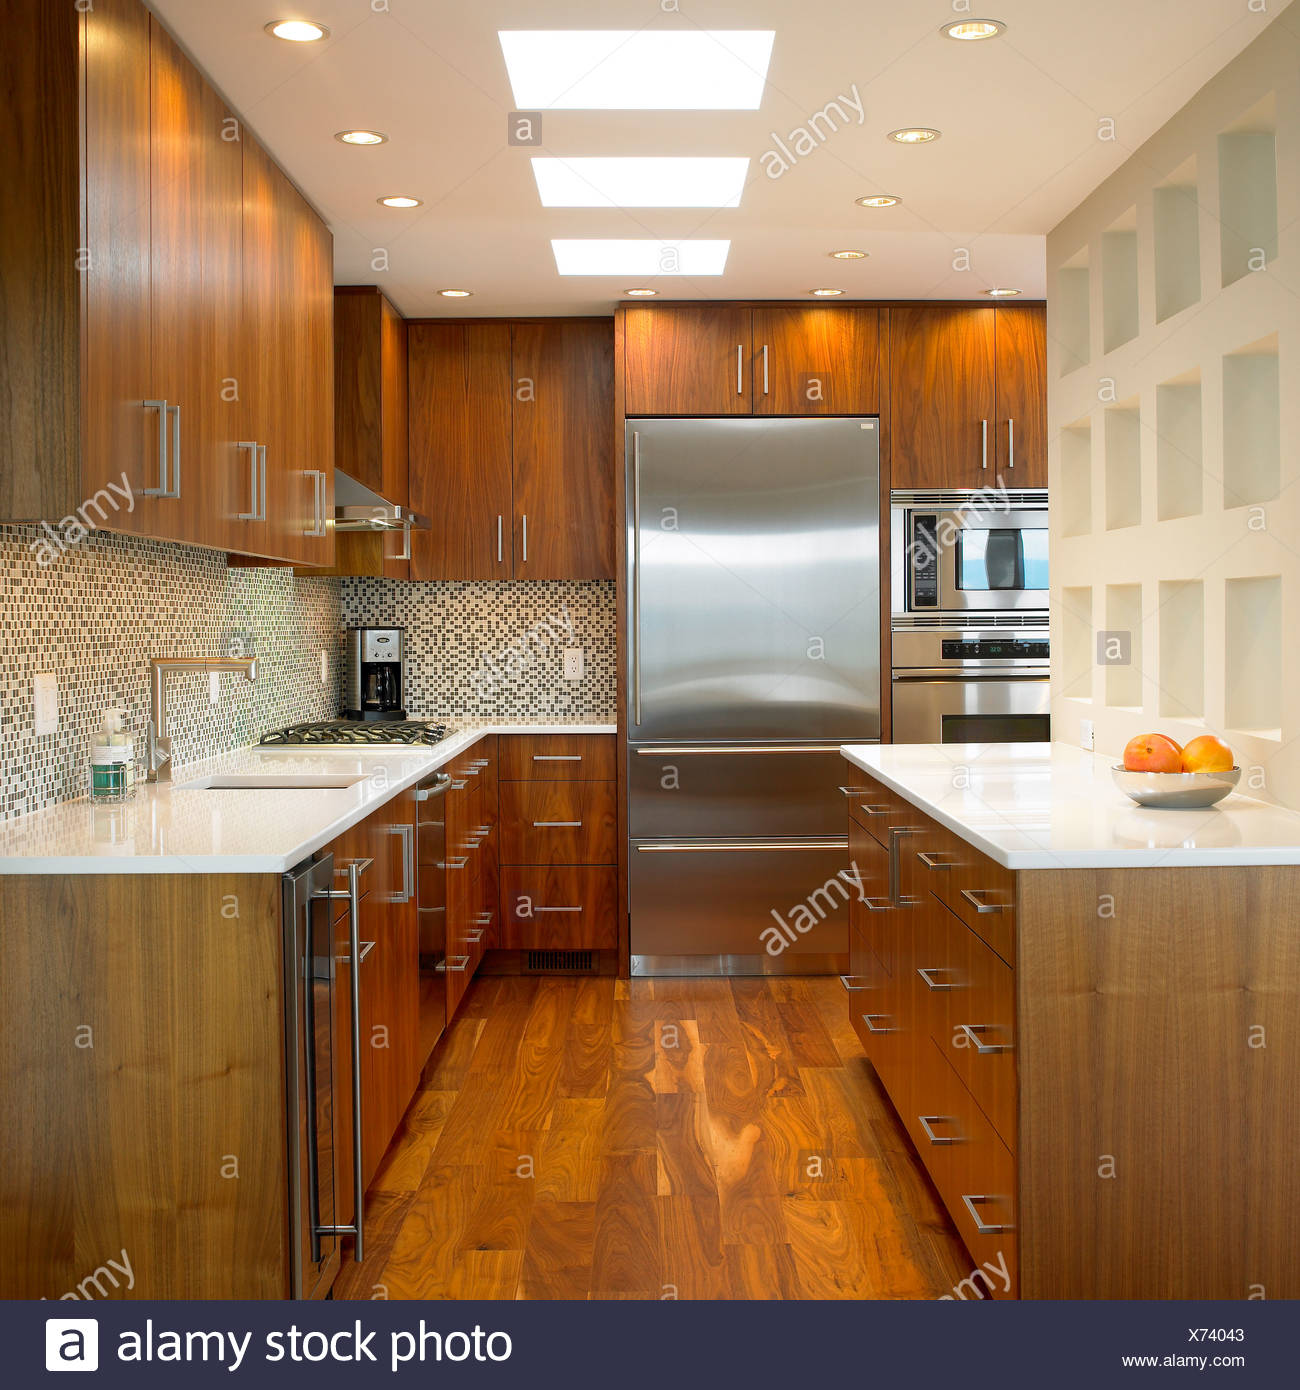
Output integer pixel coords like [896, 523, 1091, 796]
[525, 949, 596, 974]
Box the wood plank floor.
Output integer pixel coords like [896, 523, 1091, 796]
[334, 975, 971, 1301]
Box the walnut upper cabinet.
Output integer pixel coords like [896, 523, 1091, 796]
[0, 0, 334, 563]
[622, 303, 880, 416]
[408, 318, 615, 580]
[890, 303, 1046, 489]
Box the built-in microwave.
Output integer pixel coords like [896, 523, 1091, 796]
[891, 489, 1048, 616]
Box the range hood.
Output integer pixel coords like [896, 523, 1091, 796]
[333, 470, 429, 535]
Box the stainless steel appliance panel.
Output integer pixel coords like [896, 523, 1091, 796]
[628, 418, 881, 741]
[629, 839, 851, 976]
[628, 744, 852, 839]
[891, 672, 1050, 744]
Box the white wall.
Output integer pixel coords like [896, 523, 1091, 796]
[1047, 5, 1299, 806]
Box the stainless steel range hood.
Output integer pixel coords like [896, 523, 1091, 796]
[332, 470, 429, 535]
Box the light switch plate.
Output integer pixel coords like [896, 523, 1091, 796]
[563, 648, 584, 680]
[320, 650, 329, 685]
[209, 671, 221, 705]
[1080, 718, 1095, 751]
[33, 673, 58, 735]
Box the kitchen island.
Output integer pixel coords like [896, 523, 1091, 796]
[838, 741, 1300, 1300]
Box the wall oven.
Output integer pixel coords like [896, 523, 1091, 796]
[892, 489, 1048, 615]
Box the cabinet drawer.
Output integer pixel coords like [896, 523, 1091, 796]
[500, 866, 617, 949]
[500, 734, 615, 781]
[500, 780, 617, 865]
[933, 826, 1017, 966]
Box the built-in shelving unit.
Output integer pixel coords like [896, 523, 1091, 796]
[1104, 401, 1142, 530]
[1101, 208, 1140, 353]
[1218, 95, 1278, 287]
[1059, 586, 1094, 701]
[1104, 584, 1144, 708]
[1060, 418, 1092, 537]
[1056, 251, 1091, 376]
[1156, 370, 1203, 521]
[1225, 575, 1281, 735]
[1153, 158, 1201, 322]
[1222, 333, 1280, 508]
[1157, 580, 1205, 719]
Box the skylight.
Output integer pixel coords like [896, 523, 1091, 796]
[550, 240, 731, 276]
[531, 157, 750, 208]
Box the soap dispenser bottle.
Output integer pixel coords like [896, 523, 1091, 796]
[90, 706, 135, 802]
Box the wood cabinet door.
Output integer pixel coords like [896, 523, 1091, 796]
[511, 320, 615, 579]
[752, 306, 880, 415]
[499, 781, 618, 866]
[408, 323, 514, 579]
[889, 305, 996, 489]
[993, 304, 1047, 486]
[82, 0, 155, 534]
[623, 304, 753, 414]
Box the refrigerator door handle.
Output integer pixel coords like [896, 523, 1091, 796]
[631, 430, 642, 726]
[633, 744, 852, 755]
[636, 839, 849, 853]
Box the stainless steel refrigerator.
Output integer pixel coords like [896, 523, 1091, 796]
[627, 417, 881, 976]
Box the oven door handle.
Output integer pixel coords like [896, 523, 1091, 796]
[891, 670, 1050, 682]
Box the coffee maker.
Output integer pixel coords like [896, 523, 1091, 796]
[344, 627, 407, 721]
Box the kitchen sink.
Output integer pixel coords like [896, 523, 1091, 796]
[173, 773, 368, 790]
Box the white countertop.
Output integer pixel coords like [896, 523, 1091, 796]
[0, 723, 615, 875]
[840, 742, 1300, 869]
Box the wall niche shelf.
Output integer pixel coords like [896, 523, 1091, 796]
[1222, 333, 1280, 508]
[1056, 252, 1091, 375]
[1225, 575, 1281, 734]
[1102, 208, 1140, 353]
[1218, 95, 1278, 288]
[1105, 583, 1144, 709]
[1158, 580, 1205, 719]
[1105, 401, 1142, 531]
[1060, 586, 1094, 701]
[1060, 418, 1093, 537]
[1156, 369, 1204, 520]
[1154, 158, 1201, 322]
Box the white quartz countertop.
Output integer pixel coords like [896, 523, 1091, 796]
[839, 741, 1300, 869]
[0, 722, 615, 875]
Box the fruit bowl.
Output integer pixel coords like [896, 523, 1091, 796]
[1110, 765, 1241, 809]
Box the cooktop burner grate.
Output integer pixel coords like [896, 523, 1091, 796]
[259, 720, 447, 747]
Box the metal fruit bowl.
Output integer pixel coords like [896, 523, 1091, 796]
[1110, 765, 1241, 809]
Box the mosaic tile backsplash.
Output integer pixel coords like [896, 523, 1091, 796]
[339, 579, 617, 721]
[0, 525, 343, 822]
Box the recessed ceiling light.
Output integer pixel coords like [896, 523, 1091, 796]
[378, 195, 421, 208]
[985, 287, 1022, 297]
[889, 128, 941, 144]
[810, 288, 845, 297]
[551, 240, 730, 276]
[264, 19, 329, 42]
[625, 289, 658, 297]
[499, 30, 774, 109]
[531, 157, 750, 209]
[942, 18, 1006, 41]
[856, 194, 901, 208]
[829, 249, 869, 260]
[438, 289, 473, 298]
[335, 130, 388, 146]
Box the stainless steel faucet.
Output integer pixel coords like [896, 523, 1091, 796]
[146, 657, 258, 783]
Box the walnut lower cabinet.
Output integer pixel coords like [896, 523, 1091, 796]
[843, 763, 1300, 1300]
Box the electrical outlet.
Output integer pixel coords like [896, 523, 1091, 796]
[209, 670, 221, 705]
[1080, 718, 1096, 751]
[33, 673, 58, 735]
[563, 647, 584, 681]
[320, 650, 329, 685]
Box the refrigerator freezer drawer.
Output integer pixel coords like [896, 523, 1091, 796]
[628, 744, 861, 839]
[629, 839, 851, 976]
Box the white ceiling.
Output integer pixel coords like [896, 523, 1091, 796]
[152, 0, 1274, 316]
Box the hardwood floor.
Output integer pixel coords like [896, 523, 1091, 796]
[334, 975, 970, 1301]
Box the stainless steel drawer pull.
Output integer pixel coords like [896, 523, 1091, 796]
[533, 820, 582, 828]
[450, 779, 468, 790]
[638, 744, 846, 756]
[535, 906, 583, 914]
[857, 803, 890, 817]
[386, 823, 414, 903]
[761, 343, 769, 394]
[237, 441, 261, 521]
[839, 974, 868, 993]
[1007, 417, 1015, 470]
[863, 896, 892, 913]
[956, 1023, 1012, 1055]
[415, 772, 453, 802]
[497, 514, 504, 564]
[917, 851, 954, 871]
[336, 939, 377, 965]
[960, 888, 1009, 914]
[534, 754, 582, 761]
[861, 1013, 896, 1034]
[981, 418, 989, 471]
[143, 399, 170, 497]
[437, 955, 471, 973]
[917, 966, 959, 991]
[521, 512, 528, 563]
[446, 855, 469, 869]
[468, 758, 491, 768]
[838, 784, 871, 797]
[918, 1115, 963, 1146]
[736, 343, 744, 394]
[464, 927, 485, 944]
[962, 1194, 1014, 1235]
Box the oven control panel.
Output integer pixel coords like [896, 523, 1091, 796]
[941, 638, 1050, 661]
[910, 514, 939, 608]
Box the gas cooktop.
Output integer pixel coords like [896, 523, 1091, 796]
[258, 720, 448, 747]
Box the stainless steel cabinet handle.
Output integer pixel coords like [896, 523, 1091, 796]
[450, 779, 468, 790]
[736, 343, 744, 394]
[956, 1022, 1012, 1055]
[534, 754, 581, 762]
[533, 820, 581, 828]
[861, 1013, 896, 1034]
[917, 966, 959, 991]
[762, 343, 769, 394]
[631, 430, 642, 726]
[446, 855, 469, 869]
[437, 955, 471, 973]
[520, 512, 528, 563]
[863, 896, 892, 912]
[257, 445, 267, 521]
[340, 939, 377, 966]
[981, 418, 989, 471]
[143, 399, 169, 497]
[888, 825, 921, 906]
[395, 518, 411, 562]
[857, 803, 890, 817]
[962, 1193, 1014, 1235]
[464, 927, 485, 944]
[237, 441, 259, 520]
[496, 514, 504, 564]
[535, 905, 582, 914]
[917, 851, 954, 871]
[165, 404, 181, 498]
[637, 839, 848, 853]
[918, 1115, 963, 1146]
[415, 772, 453, 802]
[468, 758, 491, 768]
[386, 823, 414, 903]
[306, 470, 327, 537]
[1007, 418, 1015, 469]
[839, 974, 868, 992]
[960, 888, 1009, 914]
